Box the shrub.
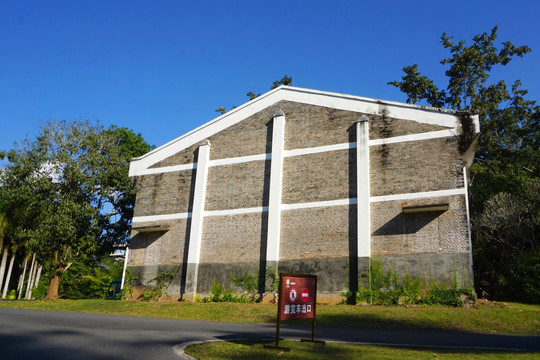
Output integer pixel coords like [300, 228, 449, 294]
[140, 288, 164, 301]
[420, 282, 475, 307]
[7, 289, 16, 300]
[119, 268, 136, 300]
[346, 257, 475, 307]
[140, 268, 178, 301]
[59, 258, 124, 299]
[230, 270, 259, 301]
[229, 266, 279, 302]
[199, 280, 251, 303]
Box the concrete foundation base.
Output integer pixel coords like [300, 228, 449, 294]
[128, 252, 473, 300]
[367, 252, 473, 288]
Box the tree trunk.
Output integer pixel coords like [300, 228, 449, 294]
[17, 256, 28, 299]
[25, 254, 36, 300]
[0, 246, 8, 291]
[1, 253, 16, 299]
[45, 273, 62, 299]
[44, 269, 62, 299]
[44, 263, 71, 300]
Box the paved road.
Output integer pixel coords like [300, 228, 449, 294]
[0, 307, 538, 359]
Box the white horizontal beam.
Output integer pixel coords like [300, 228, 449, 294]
[369, 129, 457, 146]
[133, 129, 458, 176]
[370, 188, 466, 203]
[133, 188, 467, 224]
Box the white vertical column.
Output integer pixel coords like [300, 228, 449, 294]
[120, 246, 130, 290]
[357, 116, 371, 257]
[186, 140, 211, 295]
[267, 110, 286, 263]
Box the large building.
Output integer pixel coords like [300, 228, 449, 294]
[127, 86, 479, 300]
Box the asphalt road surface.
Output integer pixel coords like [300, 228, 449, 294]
[0, 307, 538, 359]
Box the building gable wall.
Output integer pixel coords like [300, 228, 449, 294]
[128, 87, 477, 299]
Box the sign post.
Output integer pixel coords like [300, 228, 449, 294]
[266, 273, 325, 351]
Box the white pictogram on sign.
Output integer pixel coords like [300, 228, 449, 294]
[301, 288, 309, 302]
[289, 289, 297, 302]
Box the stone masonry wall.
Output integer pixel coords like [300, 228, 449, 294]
[282, 149, 354, 204]
[370, 137, 464, 197]
[369, 115, 448, 139]
[205, 160, 270, 211]
[129, 218, 189, 267]
[200, 213, 266, 263]
[132, 170, 195, 217]
[283, 104, 358, 149]
[370, 195, 470, 255]
[150, 143, 199, 168]
[280, 205, 353, 260]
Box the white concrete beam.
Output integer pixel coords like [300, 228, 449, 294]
[357, 116, 371, 258]
[185, 140, 211, 294]
[266, 111, 286, 262]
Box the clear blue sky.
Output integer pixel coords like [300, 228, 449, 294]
[1, 1, 539, 166]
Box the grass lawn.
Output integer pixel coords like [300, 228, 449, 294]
[0, 299, 538, 335]
[185, 341, 540, 360]
[185, 340, 540, 360]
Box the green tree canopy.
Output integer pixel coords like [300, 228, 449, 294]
[389, 26, 538, 206]
[0, 120, 153, 299]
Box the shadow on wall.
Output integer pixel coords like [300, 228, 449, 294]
[179, 148, 198, 297]
[373, 211, 445, 236]
[256, 119, 274, 296]
[130, 232, 161, 251]
[347, 122, 358, 299]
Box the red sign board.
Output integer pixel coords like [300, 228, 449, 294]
[279, 274, 317, 320]
[267, 273, 321, 350]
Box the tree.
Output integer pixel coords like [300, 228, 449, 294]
[473, 180, 539, 301]
[389, 26, 539, 300]
[215, 75, 293, 114]
[0, 120, 153, 299]
[388, 27, 537, 206]
[59, 256, 125, 299]
[270, 74, 292, 89]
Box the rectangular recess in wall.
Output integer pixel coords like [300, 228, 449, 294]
[402, 203, 449, 213]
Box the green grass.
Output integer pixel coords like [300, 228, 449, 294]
[185, 340, 540, 360]
[0, 299, 538, 335]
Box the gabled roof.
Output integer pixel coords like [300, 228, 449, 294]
[129, 86, 479, 177]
